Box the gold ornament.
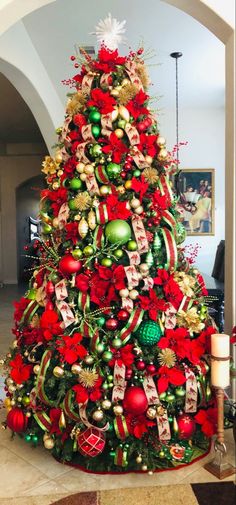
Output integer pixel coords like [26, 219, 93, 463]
[142, 464, 148, 472]
[43, 433, 50, 442]
[119, 288, 129, 298]
[158, 148, 168, 162]
[113, 405, 123, 416]
[79, 368, 99, 388]
[124, 180, 132, 190]
[130, 198, 141, 209]
[8, 384, 16, 393]
[136, 454, 143, 464]
[100, 185, 110, 196]
[173, 272, 195, 298]
[33, 364, 40, 374]
[10, 399, 16, 406]
[74, 214, 81, 221]
[146, 407, 157, 420]
[53, 366, 64, 378]
[114, 128, 124, 139]
[111, 107, 119, 121]
[66, 91, 87, 115]
[102, 399, 112, 410]
[156, 405, 165, 416]
[78, 217, 89, 238]
[74, 192, 92, 211]
[88, 210, 96, 230]
[71, 363, 82, 374]
[143, 167, 159, 184]
[116, 185, 125, 194]
[145, 155, 153, 165]
[52, 181, 60, 190]
[41, 156, 59, 175]
[44, 437, 55, 450]
[129, 289, 139, 300]
[119, 105, 130, 122]
[158, 348, 177, 368]
[139, 263, 149, 274]
[92, 409, 104, 422]
[57, 169, 63, 177]
[110, 88, 119, 97]
[59, 411, 66, 430]
[157, 136, 166, 148]
[84, 164, 94, 175]
[55, 151, 63, 164]
[52, 217, 59, 228]
[79, 173, 87, 181]
[76, 162, 85, 173]
[134, 205, 144, 215]
[121, 78, 130, 87]
[118, 83, 138, 105]
[84, 355, 94, 365]
[177, 307, 205, 334]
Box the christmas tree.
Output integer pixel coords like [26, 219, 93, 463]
[3, 16, 217, 473]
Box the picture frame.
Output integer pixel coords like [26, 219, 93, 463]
[177, 169, 215, 236]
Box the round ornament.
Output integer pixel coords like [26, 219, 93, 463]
[105, 318, 118, 330]
[135, 321, 163, 346]
[77, 427, 105, 457]
[106, 162, 122, 180]
[175, 223, 187, 244]
[44, 437, 55, 449]
[127, 240, 138, 251]
[92, 125, 101, 138]
[71, 363, 82, 374]
[7, 407, 28, 433]
[114, 248, 124, 259]
[177, 414, 196, 439]
[59, 254, 82, 275]
[102, 351, 113, 362]
[113, 405, 123, 416]
[101, 257, 113, 267]
[146, 407, 157, 420]
[123, 386, 148, 415]
[105, 220, 131, 246]
[91, 144, 102, 157]
[53, 366, 64, 378]
[89, 110, 101, 123]
[69, 178, 83, 190]
[92, 409, 104, 422]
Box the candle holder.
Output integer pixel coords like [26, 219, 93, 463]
[204, 352, 236, 479]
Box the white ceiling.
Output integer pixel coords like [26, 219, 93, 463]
[22, 0, 225, 109]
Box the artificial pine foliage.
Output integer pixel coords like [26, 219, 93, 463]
[3, 24, 217, 473]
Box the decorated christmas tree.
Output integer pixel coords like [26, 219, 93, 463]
[3, 16, 217, 473]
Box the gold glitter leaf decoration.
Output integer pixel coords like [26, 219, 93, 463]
[74, 192, 92, 211]
[78, 217, 89, 238]
[79, 368, 99, 388]
[118, 83, 139, 105]
[158, 348, 177, 368]
[177, 307, 205, 334]
[66, 92, 87, 116]
[143, 167, 159, 184]
[41, 156, 59, 175]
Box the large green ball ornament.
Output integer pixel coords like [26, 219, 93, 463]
[105, 220, 131, 245]
[175, 223, 187, 244]
[106, 162, 121, 180]
[69, 178, 83, 190]
[92, 125, 101, 138]
[91, 144, 102, 157]
[89, 110, 101, 123]
[135, 321, 163, 346]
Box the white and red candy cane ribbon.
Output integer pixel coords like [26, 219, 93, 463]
[81, 74, 94, 95]
[118, 307, 144, 345]
[81, 124, 95, 143]
[112, 362, 127, 403]
[156, 409, 171, 441]
[125, 123, 140, 146]
[55, 279, 68, 301]
[132, 215, 149, 254]
[124, 265, 140, 290]
[101, 113, 113, 137]
[76, 142, 90, 164]
[125, 250, 141, 266]
[184, 366, 198, 413]
[161, 227, 178, 271]
[58, 202, 70, 230]
[125, 61, 143, 90]
[85, 174, 100, 195]
[56, 300, 76, 328]
[164, 303, 177, 329]
[79, 402, 109, 431]
[143, 375, 160, 405]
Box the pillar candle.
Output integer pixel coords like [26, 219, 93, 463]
[211, 334, 230, 388]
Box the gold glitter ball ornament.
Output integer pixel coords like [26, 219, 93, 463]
[143, 167, 159, 184]
[74, 192, 92, 211]
[79, 368, 99, 388]
[158, 348, 177, 368]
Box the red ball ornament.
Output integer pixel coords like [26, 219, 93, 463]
[137, 122, 146, 133]
[7, 407, 28, 433]
[77, 427, 105, 457]
[177, 414, 196, 440]
[117, 309, 129, 321]
[125, 368, 133, 379]
[45, 281, 55, 297]
[105, 318, 118, 330]
[123, 386, 148, 415]
[120, 171, 126, 179]
[59, 254, 82, 275]
[146, 363, 156, 374]
[136, 360, 146, 371]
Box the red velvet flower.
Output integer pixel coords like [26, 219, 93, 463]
[65, 222, 79, 245]
[13, 297, 31, 322]
[102, 132, 128, 163]
[139, 288, 167, 320]
[87, 88, 116, 114]
[138, 133, 158, 157]
[109, 344, 135, 368]
[131, 176, 149, 201]
[73, 375, 103, 404]
[9, 354, 32, 384]
[125, 413, 155, 439]
[94, 47, 126, 73]
[90, 264, 126, 307]
[195, 407, 217, 437]
[158, 328, 189, 356]
[40, 310, 62, 341]
[105, 194, 131, 220]
[163, 278, 184, 310]
[41, 188, 68, 217]
[126, 89, 149, 119]
[157, 365, 186, 393]
[151, 189, 171, 213]
[63, 156, 78, 177]
[17, 327, 44, 346]
[56, 333, 87, 364]
[49, 408, 63, 436]
[73, 113, 87, 128]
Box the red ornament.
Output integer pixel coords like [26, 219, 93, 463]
[77, 427, 105, 457]
[136, 360, 146, 371]
[45, 301, 54, 311]
[45, 281, 55, 297]
[125, 368, 133, 379]
[146, 363, 156, 374]
[7, 407, 28, 433]
[137, 122, 146, 133]
[59, 254, 82, 275]
[177, 414, 196, 440]
[117, 310, 129, 321]
[105, 318, 118, 330]
[123, 386, 148, 415]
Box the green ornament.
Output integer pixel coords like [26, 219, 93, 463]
[27, 288, 37, 300]
[159, 392, 166, 401]
[69, 178, 83, 190]
[145, 251, 154, 267]
[135, 321, 162, 346]
[105, 220, 131, 245]
[117, 119, 126, 129]
[114, 248, 124, 259]
[50, 272, 60, 283]
[92, 125, 101, 138]
[102, 350, 113, 362]
[106, 162, 122, 180]
[83, 245, 94, 257]
[133, 169, 141, 177]
[153, 233, 162, 251]
[89, 110, 101, 123]
[32, 434, 38, 444]
[68, 199, 77, 210]
[127, 240, 138, 251]
[24, 434, 31, 443]
[159, 450, 165, 459]
[166, 393, 176, 403]
[22, 396, 30, 406]
[112, 337, 122, 349]
[62, 178, 70, 188]
[97, 316, 106, 327]
[96, 342, 105, 354]
[42, 223, 52, 235]
[175, 386, 186, 398]
[101, 257, 113, 267]
[102, 383, 109, 391]
[72, 248, 83, 259]
[91, 144, 102, 157]
[175, 223, 186, 244]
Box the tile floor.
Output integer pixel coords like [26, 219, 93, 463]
[0, 286, 235, 504]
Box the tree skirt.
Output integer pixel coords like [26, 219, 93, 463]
[52, 483, 235, 505]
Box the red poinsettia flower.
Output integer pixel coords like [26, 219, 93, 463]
[154, 268, 170, 286]
[89, 264, 126, 308]
[139, 288, 167, 321]
[197, 325, 216, 355]
[93, 46, 126, 73]
[163, 278, 184, 310]
[49, 408, 63, 436]
[56, 332, 87, 364]
[109, 344, 135, 368]
[157, 365, 186, 393]
[73, 113, 87, 128]
[151, 189, 171, 213]
[87, 88, 116, 114]
[125, 413, 155, 439]
[41, 188, 68, 217]
[17, 327, 44, 346]
[102, 132, 128, 163]
[138, 133, 158, 157]
[158, 327, 189, 354]
[9, 354, 32, 384]
[75, 271, 92, 292]
[73, 375, 103, 404]
[105, 194, 131, 221]
[40, 310, 62, 341]
[126, 89, 149, 119]
[196, 273, 208, 296]
[195, 407, 217, 437]
[131, 176, 149, 201]
[65, 222, 79, 245]
[13, 297, 32, 322]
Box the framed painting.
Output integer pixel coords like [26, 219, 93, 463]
[177, 169, 215, 236]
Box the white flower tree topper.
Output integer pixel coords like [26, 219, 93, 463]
[92, 13, 126, 50]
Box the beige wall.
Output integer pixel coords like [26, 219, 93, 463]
[0, 145, 45, 284]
